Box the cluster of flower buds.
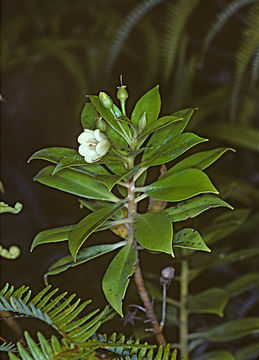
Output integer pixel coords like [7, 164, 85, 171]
[77, 83, 142, 163]
[78, 129, 110, 163]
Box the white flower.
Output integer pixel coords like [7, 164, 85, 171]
[78, 129, 110, 163]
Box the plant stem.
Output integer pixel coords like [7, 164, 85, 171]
[135, 193, 148, 204]
[134, 258, 167, 346]
[127, 176, 167, 346]
[179, 257, 189, 359]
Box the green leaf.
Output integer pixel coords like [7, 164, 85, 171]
[88, 95, 130, 143]
[95, 167, 139, 191]
[173, 228, 211, 252]
[140, 115, 183, 138]
[226, 273, 259, 297]
[200, 123, 259, 151]
[194, 351, 235, 360]
[144, 169, 218, 202]
[28, 147, 109, 176]
[28, 147, 76, 164]
[135, 213, 173, 255]
[81, 102, 97, 129]
[69, 202, 124, 260]
[31, 225, 74, 251]
[235, 342, 259, 360]
[161, 108, 197, 136]
[142, 132, 207, 167]
[131, 85, 161, 128]
[34, 166, 119, 202]
[163, 194, 233, 222]
[202, 209, 250, 244]
[166, 147, 235, 175]
[106, 123, 129, 149]
[79, 198, 124, 220]
[187, 288, 229, 316]
[52, 154, 110, 176]
[46, 242, 126, 277]
[102, 244, 137, 316]
[204, 318, 259, 342]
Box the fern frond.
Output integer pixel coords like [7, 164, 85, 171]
[8, 331, 93, 360]
[91, 334, 178, 360]
[231, 1, 259, 121]
[162, 0, 201, 82]
[200, 0, 256, 65]
[0, 283, 113, 344]
[0, 341, 16, 352]
[8, 331, 178, 360]
[106, 0, 166, 76]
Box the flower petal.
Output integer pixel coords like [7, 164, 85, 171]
[78, 144, 88, 156]
[94, 129, 107, 142]
[84, 151, 98, 163]
[78, 129, 94, 144]
[96, 140, 110, 156]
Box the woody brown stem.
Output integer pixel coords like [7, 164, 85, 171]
[127, 174, 167, 346]
[134, 257, 167, 346]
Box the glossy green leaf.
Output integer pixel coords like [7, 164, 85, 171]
[81, 102, 97, 129]
[69, 202, 124, 260]
[194, 351, 235, 360]
[46, 242, 126, 276]
[102, 244, 137, 316]
[105, 123, 129, 148]
[89, 95, 130, 143]
[173, 228, 211, 252]
[79, 198, 124, 220]
[95, 167, 139, 191]
[202, 209, 250, 244]
[95, 174, 124, 191]
[28, 147, 109, 176]
[141, 107, 196, 159]
[235, 342, 259, 360]
[204, 318, 259, 342]
[142, 132, 207, 167]
[163, 194, 233, 222]
[31, 225, 74, 251]
[160, 108, 197, 136]
[140, 115, 183, 138]
[144, 169, 218, 202]
[34, 166, 119, 202]
[28, 147, 76, 164]
[187, 288, 229, 316]
[167, 147, 235, 175]
[200, 123, 259, 151]
[135, 213, 173, 255]
[131, 85, 161, 127]
[226, 273, 259, 296]
[52, 154, 110, 175]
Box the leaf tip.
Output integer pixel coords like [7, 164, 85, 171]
[51, 167, 59, 175]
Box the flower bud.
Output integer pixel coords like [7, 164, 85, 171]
[161, 266, 175, 280]
[112, 104, 122, 118]
[138, 112, 147, 134]
[117, 85, 128, 102]
[99, 92, 113, 109]
[96, 117, 107, 132]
